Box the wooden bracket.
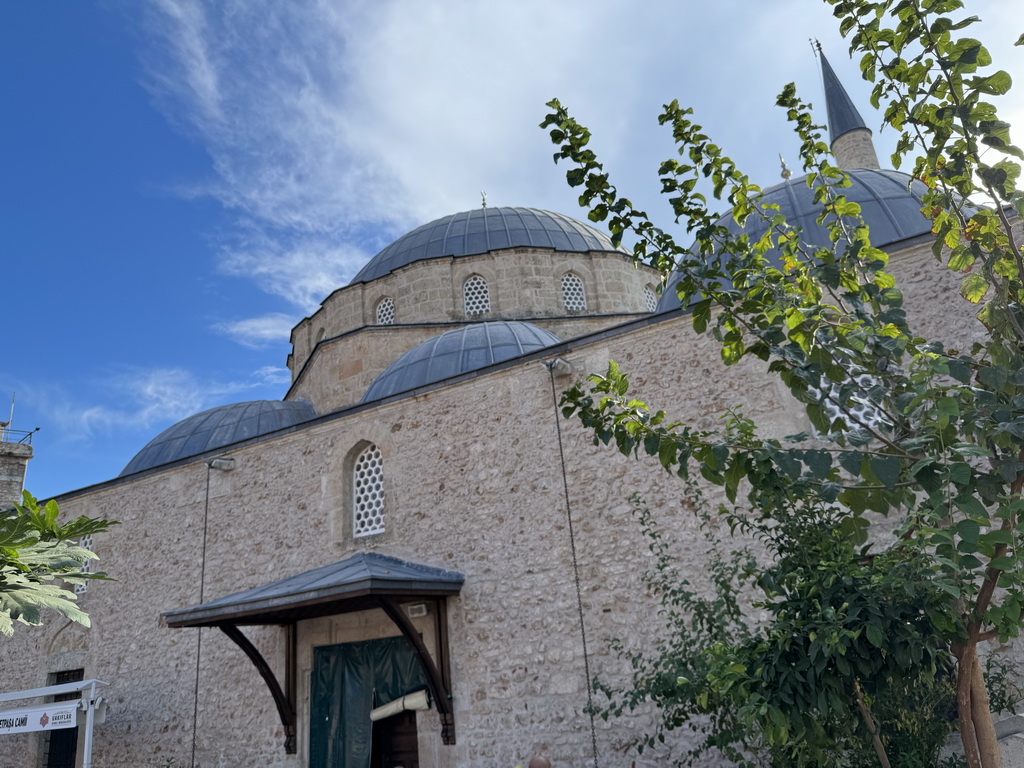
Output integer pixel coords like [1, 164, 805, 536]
[376, 596, 456, 745]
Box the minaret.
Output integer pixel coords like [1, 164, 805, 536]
[819, 47, 881, 170]
[0, 436, 32, 508]
[0, 396, 33, 508]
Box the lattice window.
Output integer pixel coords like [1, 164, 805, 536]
[73, 535, 92, 595]
[644, 285, 658, 312]
[463, 275, 490, 316]
[353, 444, 385, 537]
[561, 273, 587, 312]
[817, 372, 889, 434]
[375, 297, 395, 325]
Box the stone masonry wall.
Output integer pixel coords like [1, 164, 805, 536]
[0, 442, 32, 508]
[1, 306, 802, 768]
[288, 314, 653, 414]
[2, 223, 1014, 768]
[288, 248, 660, 381]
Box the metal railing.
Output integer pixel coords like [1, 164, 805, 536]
[0, 426, 36, 444]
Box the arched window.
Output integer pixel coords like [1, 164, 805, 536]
[644, 285, 658, 313]
[561, 273, 586, 312]
[375, 297, 395, 325]
[353, 444, 386, 537]
[463, 275, 490, 316]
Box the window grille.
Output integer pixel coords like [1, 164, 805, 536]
[463, 275, 490, 316]
[817, 372, 888, 433]
[375, 297, 395, 325]
[561, 273, 587, 312]
[73, 535, 93, 595]
[353, 444, 385, 537]
[644, 285, 658, 312]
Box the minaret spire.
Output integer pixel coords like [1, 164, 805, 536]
[814, 41, 881, 169]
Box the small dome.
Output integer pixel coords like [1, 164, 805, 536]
[656, 168, 931, 312]
[121, 400, 317, 476]
[350, 207, 622, 284]
[362, 321, 561, 402]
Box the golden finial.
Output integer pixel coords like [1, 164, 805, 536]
[780, 154, 793, 180]
[481, 191, 487, 209]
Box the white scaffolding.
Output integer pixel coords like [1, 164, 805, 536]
[0, 679, 108, 768]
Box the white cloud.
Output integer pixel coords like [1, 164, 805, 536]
[216, 313, 297, 349]
[132, 0, 1024, 323]
[253, 366, 292, 386]
[30, 364, 293, 446]
[216, 225, 368, 311]
[52, 368, 206, 440]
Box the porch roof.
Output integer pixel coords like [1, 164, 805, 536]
[162, 552, 464, 628]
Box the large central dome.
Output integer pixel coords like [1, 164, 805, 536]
[349, 207, 622, 284]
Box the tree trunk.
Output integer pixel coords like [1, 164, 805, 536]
[853, 678, 891, 768]
[956, 642, 1003, 768]
[957, 643, 984, 768]
[971, 654, 1002, 768]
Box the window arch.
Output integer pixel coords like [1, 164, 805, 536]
[561, 272, 587, 312]
[375, 297, 395, 325]
[463, 275, 490, 316]
[643, 285, 658, 313]
[352, 443, 386, 537]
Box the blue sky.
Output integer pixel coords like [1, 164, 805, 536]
[3, 1, 1022, 499]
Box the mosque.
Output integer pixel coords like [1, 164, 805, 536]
[0, 53, 997, 768]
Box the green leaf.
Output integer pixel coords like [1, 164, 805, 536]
[959, 272, 989, 303]
[960, 554, 984, 570]
[956, 519, 981, 547]
[870, 455, 901, 489]
[802, 450, 832, 480]
[692, 298, 712, 334]
[972, 70, 1013, 95]
[865, 623, 884, 649]
[838, 451, 863, 476]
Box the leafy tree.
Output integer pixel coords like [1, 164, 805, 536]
[541, 1, 1023, 766]
[0, 492, 112, 636]
[611, 482, 957, 767]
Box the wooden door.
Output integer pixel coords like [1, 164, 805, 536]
[370, 710, 419, 768]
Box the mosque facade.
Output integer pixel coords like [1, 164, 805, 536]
[0, 57, 1008, 768]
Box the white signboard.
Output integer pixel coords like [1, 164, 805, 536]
[0, 701, 79, 735]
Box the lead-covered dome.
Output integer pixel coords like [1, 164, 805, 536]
[121, 400, 317, 476]
[656, 168, 932, 312]
[350, 207, 622, 284]
[362, 321, 561, 402]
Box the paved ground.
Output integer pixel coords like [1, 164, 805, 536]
[941, 716, 1024, 766]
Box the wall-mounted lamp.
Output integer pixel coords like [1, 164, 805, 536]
[207, 457, 236, 471]
[546, 357, 576, 377]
